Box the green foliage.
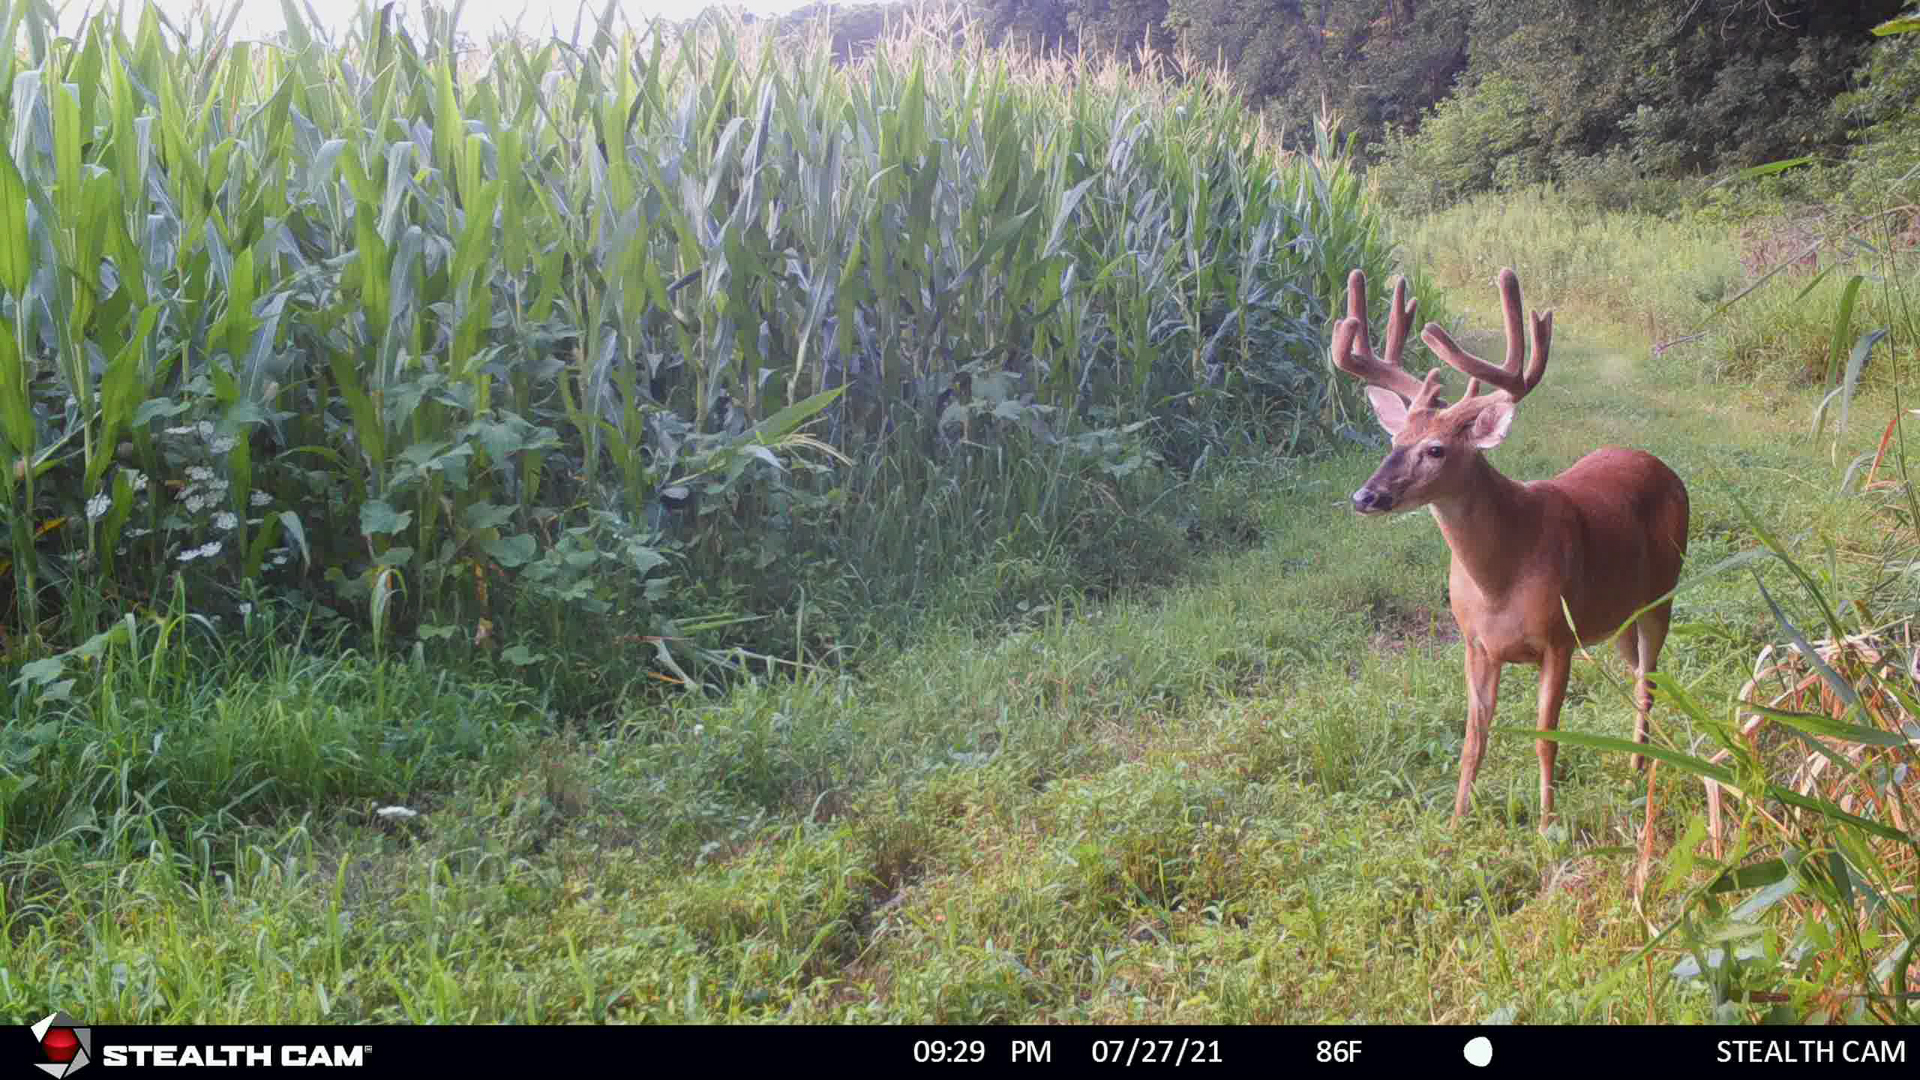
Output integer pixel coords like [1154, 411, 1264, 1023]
[1371, 74, 1540, 214]
[1469, 2, 1881, 174]
[1068, 0, 1174, 58]
[974, 0, 1076, 52]
[1829, 1, 1920, 205]
[1362, 0, 1902, 213]
[1170, 0, 1468, 157]
[772, 2, 910, 61]
[980, 0, 1904, 209]
[0, 0, 1416, 688]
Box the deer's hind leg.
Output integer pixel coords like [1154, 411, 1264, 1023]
[1616, 603, 1673, 772]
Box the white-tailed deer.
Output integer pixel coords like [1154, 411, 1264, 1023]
[1332, 268, 1690, 829]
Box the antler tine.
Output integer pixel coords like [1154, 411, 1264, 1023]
[1499, 267, 1526, 377]
[1383, 276, 1414, 371]
[1420, 267, 1551, 403]
[1528, 307, 1553, 391]
[1332, 269, 1428, 401]
[1411, 367, 1446, 411]
[1347, 268, 1373, 356]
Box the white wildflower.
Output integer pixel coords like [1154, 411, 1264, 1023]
[196, 541, 222, 559]
[272, 553, 289, 566]
[128, 470, 149, 493]
[166, 424, 195, 436]
[251, 490, 271, 507]
[197, 420, 215, 439]
[185, 495, 206, 513]
[86, 493, 111, 520]
[209, 479, 230, 494]
[238, 603, 252, 616]
[213, 511, 238, 531]
[187, 466, 214, 482]
[210, 436, 237, 454]
[177, 546, 200, 562]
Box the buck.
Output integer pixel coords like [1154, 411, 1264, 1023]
[1332, 267, 1690, 829]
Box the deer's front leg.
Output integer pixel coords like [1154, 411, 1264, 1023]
[1534, 645, 1573, 832]
[1454, 642, 1501, 821]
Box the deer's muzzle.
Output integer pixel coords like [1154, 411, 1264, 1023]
[1352, 486, 1394, 514]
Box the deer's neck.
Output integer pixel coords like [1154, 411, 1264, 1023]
[1428, 456, 1535, 595]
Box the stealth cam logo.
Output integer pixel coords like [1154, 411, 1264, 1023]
[31, 1013, 91, 1078]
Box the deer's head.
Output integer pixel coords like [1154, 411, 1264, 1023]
[1332, 269, 1551, 516]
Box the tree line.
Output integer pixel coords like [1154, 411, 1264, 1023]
[769, 0, 1916, 211]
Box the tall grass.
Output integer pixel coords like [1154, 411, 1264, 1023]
[0, 0, 1426, 686]
[1403, 185, 1917, 396]
[1639, 176, 1920, 1023]
[1399, 187, 1741, 349]
[1615, 418, 1920, 1021]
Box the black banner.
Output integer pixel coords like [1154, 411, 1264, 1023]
[24, 1020, 1917, 1077]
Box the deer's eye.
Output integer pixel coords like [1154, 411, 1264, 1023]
[1424, 443, 1446, 459]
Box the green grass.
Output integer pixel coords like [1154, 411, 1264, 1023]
[1402, 187, 1918, 393]
[6, 271, 1905, 1021]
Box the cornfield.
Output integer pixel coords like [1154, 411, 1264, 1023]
[0, 0, 1422, 671]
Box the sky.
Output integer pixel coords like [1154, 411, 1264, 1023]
[54, 0, 827, 41]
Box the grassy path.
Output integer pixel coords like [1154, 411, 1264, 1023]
[10, 303, 1894, 1024]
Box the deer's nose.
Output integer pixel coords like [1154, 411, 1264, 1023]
[1352, 487, 1393, 514]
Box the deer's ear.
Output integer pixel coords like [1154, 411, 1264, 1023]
[1366, 387, 1410, 436]
[1468, 397, 1515, 450]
